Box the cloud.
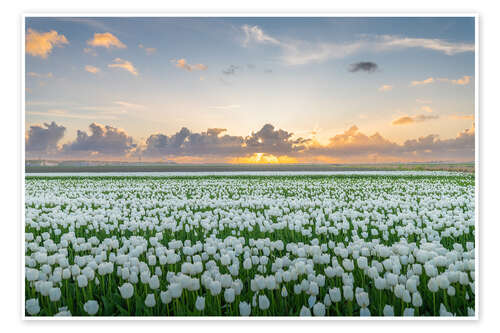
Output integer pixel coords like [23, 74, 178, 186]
[83, 47, 97, 56]
[240, 25, 474, 66]
[377, 35, 474, 56]
[400, 125, 474, 160]
[451, 75, 472, 85]
[85, 65, 100, 74]
[113, 101, 144, 109]
[391, 116, 415, 125]
[27, 122, 475, 162]
[379, 84, 393, 92]
[305, 124, 474, 162]
[421, 106, 433, 113]
[141, 127, 244, 158]
[438, 75, 472, 86]
[410, 77, 435, 86]
[416, 99, 432, 104]
[308, 125, 400, 157]
[140, 124, 307, 158]
[244, 124, 309, 155]
[62, 123, 135, 156]
[222, 65, 239, 75]
[87, 32, 126, 49]
[240, 25, 363, 65]
[450, 114, 474, 120]
[392, 114, 439, 125]
[27, 72, 53, 79]
[108, 58, 138, 75]
[242, 25, 281, 47]
[56, 18, 117, 34]
[281, 41, 363, 66]
[25, 121, 66, 152]
[208, 104, 241, 110]
[138, 44, 156, 55]
[26, 29, 68, 58]
[349, 61, 378, 73]
[411, 76, 473, 87]
[27, 109, 119, 120]
[173, 59, 207, 71]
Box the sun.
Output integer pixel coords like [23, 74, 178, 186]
[230, 153, 298, 164]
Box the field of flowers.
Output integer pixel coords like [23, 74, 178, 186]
[24, 173, 476, 317]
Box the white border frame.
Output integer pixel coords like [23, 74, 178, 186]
[21, 12, 479, 321]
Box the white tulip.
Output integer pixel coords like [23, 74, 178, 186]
[258, 295, 270, 310]
[383, 305, 394, 316]
[313, 302, 326, 316]
[83, 300, 99, 315]
[119, 283, 134, 299]
[26, 298, 40, 315]
[300, 306, 311, 316]
[49, 287, 61, 302]
[195, 296, 205, 311]
[239, 301, 251, 316]
[144, 293, 156, 307]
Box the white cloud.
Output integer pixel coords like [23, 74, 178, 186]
[240, 25, 474, 66]
[242, 25, 281, 47]
[377, 35, 474, 56]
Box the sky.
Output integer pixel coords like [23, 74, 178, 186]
[25, 16, 475, 163]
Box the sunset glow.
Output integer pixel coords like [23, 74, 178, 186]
[25, 17, 475, 163]
[230, 153, 298, 164]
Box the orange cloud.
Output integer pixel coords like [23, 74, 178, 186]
[85, 65, 100, 74]
[452, 75, 472, 85]
[26, 29, 68, 58]
[392, 114, 439, 125]
[378, 84, 393, 92]
[421, 106, 433, 113]
[174, 59, 208, 71]
[392, 116, 415, 125]
[450, 114, 474, 120]
[410, 77, 434, 86]
[27, 72, 53, 79]
[138, 44, 156, 55]
[108, 58, 138, 76]
[87, 32, 126, 49]
[438, 75, 472, 86]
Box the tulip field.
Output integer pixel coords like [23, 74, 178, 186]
[24, 172, 476, 317]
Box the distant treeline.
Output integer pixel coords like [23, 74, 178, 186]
[25, 163, 475, 173]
